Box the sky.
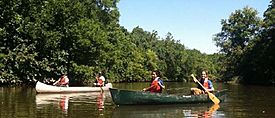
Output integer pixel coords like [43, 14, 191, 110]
[117, 0, 271, 54]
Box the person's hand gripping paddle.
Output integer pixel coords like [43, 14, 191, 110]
[191, 74, 220, 104]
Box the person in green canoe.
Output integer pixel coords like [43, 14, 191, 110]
[191, 70, 214, 95]
[143, 70, 165, 93]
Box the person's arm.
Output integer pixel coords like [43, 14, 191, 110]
[158, 81, 165, 89]
[207, 80, 214, 92]
[96, 76, 99, 82]
[144, 80, 160, 91]
[143, 83, 155, 91]
[143, 86, 152, 91]
[53, 78, 60, 85]
[64, 77, 69, 85]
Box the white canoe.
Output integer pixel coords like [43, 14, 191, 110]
[35, 81, 112, 93]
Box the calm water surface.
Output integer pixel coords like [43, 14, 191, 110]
[0, 82, 275, 118]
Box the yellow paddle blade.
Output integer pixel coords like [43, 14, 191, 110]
[208, 104, 220, 113]
[208, 92, 220, 104]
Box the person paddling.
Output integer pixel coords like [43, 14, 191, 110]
[94, 72, 105, 87]
[53, 74, 69, 87]
[191, 70, 214, 95]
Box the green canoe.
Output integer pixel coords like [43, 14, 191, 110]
[109, 88, 227, 105]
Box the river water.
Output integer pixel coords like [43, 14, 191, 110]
[0, 82, 274, 118]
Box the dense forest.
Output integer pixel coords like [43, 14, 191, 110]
[214, 1, 275, 85]
[0, 0, 274, 86]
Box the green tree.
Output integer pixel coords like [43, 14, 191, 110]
[261, 0, 275, 84]
[0, 0, 123, 85]
[154, 33, 187, 81]
[239, 0, 275, 85]
[213, 6, 263, 81]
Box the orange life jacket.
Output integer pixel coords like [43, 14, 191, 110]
[60, 76, 68, 85]
[149, 79, 161, 93]
[202, 79, 214, 90]
[97, 79, 103, 86]
[203, 81, 209, 89]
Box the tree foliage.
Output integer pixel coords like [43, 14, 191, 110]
[213, 6, 263, 82]
[214, 1, 275, 85]
[239, 0, 275, 85]
[0, 0, 225, 85]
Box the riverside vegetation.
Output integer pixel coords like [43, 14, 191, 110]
[1, 0, 275, 86]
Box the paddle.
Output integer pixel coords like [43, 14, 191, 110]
[191, 74, 220, 104]
[100, 86, 103, 93]
[208, 104, 220, 113]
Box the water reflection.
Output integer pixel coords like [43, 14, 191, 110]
[97, 91, 105, 116]
[35, 92, 107, 114]
[59, 95, 69, 113]
[2, 82, 275, 117]
[183, 104, 220, 118]
[112, 103, 222, 118]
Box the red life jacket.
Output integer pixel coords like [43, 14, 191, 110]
[97, 79, 103, 86]
[203, 81, 209, 89]
[202, 79, 213, 90]
[60, 76, 68, 85]
[149, 79, 161, 93]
